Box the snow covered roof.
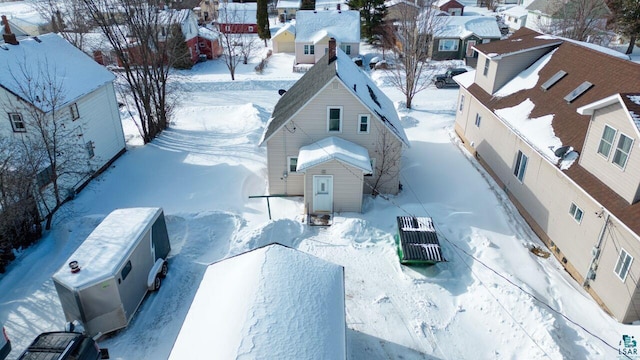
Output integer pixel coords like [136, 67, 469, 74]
[169, 244, 346, 359]
[434, 0, 463, 7]
[217, 3, 257, 24]
[315, 0, 349, 11]
[198, 26, 219, 41]
[501, 5, 528, 17]
[577, 93, 640, 134]
[295, 10, 360, 43]
[52, 208, 162, 289]
[297, 136, 372, 173]
[434, 15, 502, 39]
[276, 0, 301, 9]
[260, 49, 409, 147]
[0, 33, 115, 112]
[473, 28, 562, 59]
[274, 22, 296, 37]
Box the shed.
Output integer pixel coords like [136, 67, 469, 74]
[169, 243, 346, 359]
[395, 216, 446, 265]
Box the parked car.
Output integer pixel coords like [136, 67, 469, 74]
[17, 332, 109, 360]
[433, 68, 468, 88]
[0, 325, 10, 360]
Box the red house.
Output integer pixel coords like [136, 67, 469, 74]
[433, 0, 464, 15]
[216, 2, 258, 34]
[198, 27, 223, 59]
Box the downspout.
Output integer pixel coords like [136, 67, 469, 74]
[583, 210, 610, 287]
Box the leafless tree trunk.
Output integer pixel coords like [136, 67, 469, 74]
[385, 5, 446, 109]
[32, 0, 94, 50]
[82, 0, 181, 143]
[534, 0, 610, 43]
[369, 123, 402, 195]
[217, 2, 250, 80]
[239, 33, 259, 64]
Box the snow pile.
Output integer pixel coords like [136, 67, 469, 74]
[494, 49, 555, 97]
[297, 136, 372, 173]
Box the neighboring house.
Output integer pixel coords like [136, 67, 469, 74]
[1, 15, 30, 38]
[433, 0, 464, 16]
[500, 5, 528, 31]
[430, 15, 502, 66]
[217, 2, 258, 34]
[198, 26, 223, 59]
[453, 27, 640, 323]
[276, 0, 301, 22]
[315, 0, 348, 11]
[160, 9, 201, 64]
[259, 40, 409, 214]
[272, 22, 296, 53]
[194, 0, 219, 24]
[525, 0, 609, 36]
[0, 33, 126, 219]
[294, 10, 360, 65]
[384, 0, 420, 23]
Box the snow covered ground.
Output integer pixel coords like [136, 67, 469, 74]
[0, 7, 639, 359]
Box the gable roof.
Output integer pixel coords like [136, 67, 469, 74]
[466, 31, 640, 235]
[276, 0, 301, 9]
[434, 0, 464, 8]
[260, 49, 409, 147]
[273, 22, 296, 38]
[434, 15, 502, 39]
[473, 27, 562, 59]
[294, 10, 360, 43]
[297, 136, 373, 173]
[0, 33, 115, 112]
[217, 3, 257, 24]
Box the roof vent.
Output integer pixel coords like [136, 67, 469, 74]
[564, 81, 593, 103]
[69, 260, 81, 273]
[540, 70, 566, 91]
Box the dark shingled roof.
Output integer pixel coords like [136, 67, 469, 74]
[473, 27, 561, 58]
[468, 32, 640, 235]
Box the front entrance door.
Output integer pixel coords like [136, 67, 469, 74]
[313, 175, 333, 212]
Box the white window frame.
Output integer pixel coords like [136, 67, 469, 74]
[327, 106, 342, 132]
[9, 112, 26, 132]
[248, 26, 254, 32]
[287, 156, 298, 173]
[597, 124, 616, 159]
[612, 132, 633, 169]
[513, 150, 528, 182]
[474, 113, 481, 127]
[70, 103, 80, 120]
[614, 248, 633, 282]
[483, 58, 490, 76]
[304, 44, 315, 55]
[458, 94, 465, 112]
[568, 202, 583, 223]
[340, 44, 351, 55]
[357, 114, 370, 133]
[438, 39, 458, 52]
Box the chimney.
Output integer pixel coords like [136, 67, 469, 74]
[328, 37, 336, 64]
[1, 15, 18, 45]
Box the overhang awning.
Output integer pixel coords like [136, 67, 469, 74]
[296, 137, 372, 174]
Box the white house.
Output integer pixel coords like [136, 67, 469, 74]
[294, 10, 360, 64]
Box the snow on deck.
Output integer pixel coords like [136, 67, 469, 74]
[169, 244, 346, 359]
[52, 208, 161, 289]
[297, 136, 372, 173]
[0, 33, 115, 112]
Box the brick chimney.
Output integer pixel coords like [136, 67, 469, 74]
[328, 37, 336, 64]
[2, 15, 19, 45]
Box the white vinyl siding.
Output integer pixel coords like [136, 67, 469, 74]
[614, 249, 633, 282]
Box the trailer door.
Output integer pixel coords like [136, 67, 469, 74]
[118, 232, 154, 321]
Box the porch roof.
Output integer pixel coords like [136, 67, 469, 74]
[297, 137, 372, 173]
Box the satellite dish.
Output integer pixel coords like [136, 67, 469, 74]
[554, 145, 571, 158]
[278, 89, 287, 96]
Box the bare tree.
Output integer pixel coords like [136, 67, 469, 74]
[369, 123, 402, 196]
[82, 0, 184, 143]
[32, 0, 94, 50]
[532, 0, 610, 42]
[384, 4, 446, 109]
[238, 33, 260, 64]
[217, 2, 253, 79]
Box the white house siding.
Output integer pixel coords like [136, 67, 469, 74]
[579, 103, 640, 204]
[303, 159, 364, 213]
[455, 90, 640, 322]
[295, 41, 360, 65]
[266, 78, 402, 197]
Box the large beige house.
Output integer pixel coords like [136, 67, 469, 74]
[454, 27, 640, 323]
[293, 10, 360, 65]
[260, 40, 409, 214]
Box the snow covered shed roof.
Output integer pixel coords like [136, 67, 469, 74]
[294, 10, 360, 43]
[260, 49, 409, 147]
[198, 26, 219, 41]
[434, 15, 502, 39]
[0, 33, 115, 112]
[466, 29, 640, 236]
[169, 243, 346, 359]
[297, 136, 372, 173]
[52, 208, 163, 289]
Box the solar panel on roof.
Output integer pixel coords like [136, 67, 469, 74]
[564, 81, 593, 103]
[540, 70, 567, 91]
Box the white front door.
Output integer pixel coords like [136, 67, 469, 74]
[313, 175, 333, 212]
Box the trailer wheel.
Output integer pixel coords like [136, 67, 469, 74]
[153, 275, 161, 291]
[160, 262, 168, 278]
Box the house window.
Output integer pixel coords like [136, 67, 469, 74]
[199, 42, 205, 48]
[597, 125, 616, 158]
[340, 44, 351, 55]
[358, 114, 370, 133]
[36, 165, 53, 188]
[612, 133, 633, 169]
[365, 158, 376, 177]
[438, 39, 458, 52]
[483, 59, 490, 76]
[8, 113, 26, 132]
[288, 156, 298, 173]
[248, 26, 254, 32]
[327, 107, 342, 132]
[121, 260, 132, 281]
[70, 103, 79, 120]
[458, 94, 465, 112]
[513, 150, 528, 182]
[569, 203, 583, 223]
[86, 141, 95, 158]
[614, 248, 633, 282]
[225, 25, 231, 32]
[474, 113, 481, 127]
[304, 44, 315, 55]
